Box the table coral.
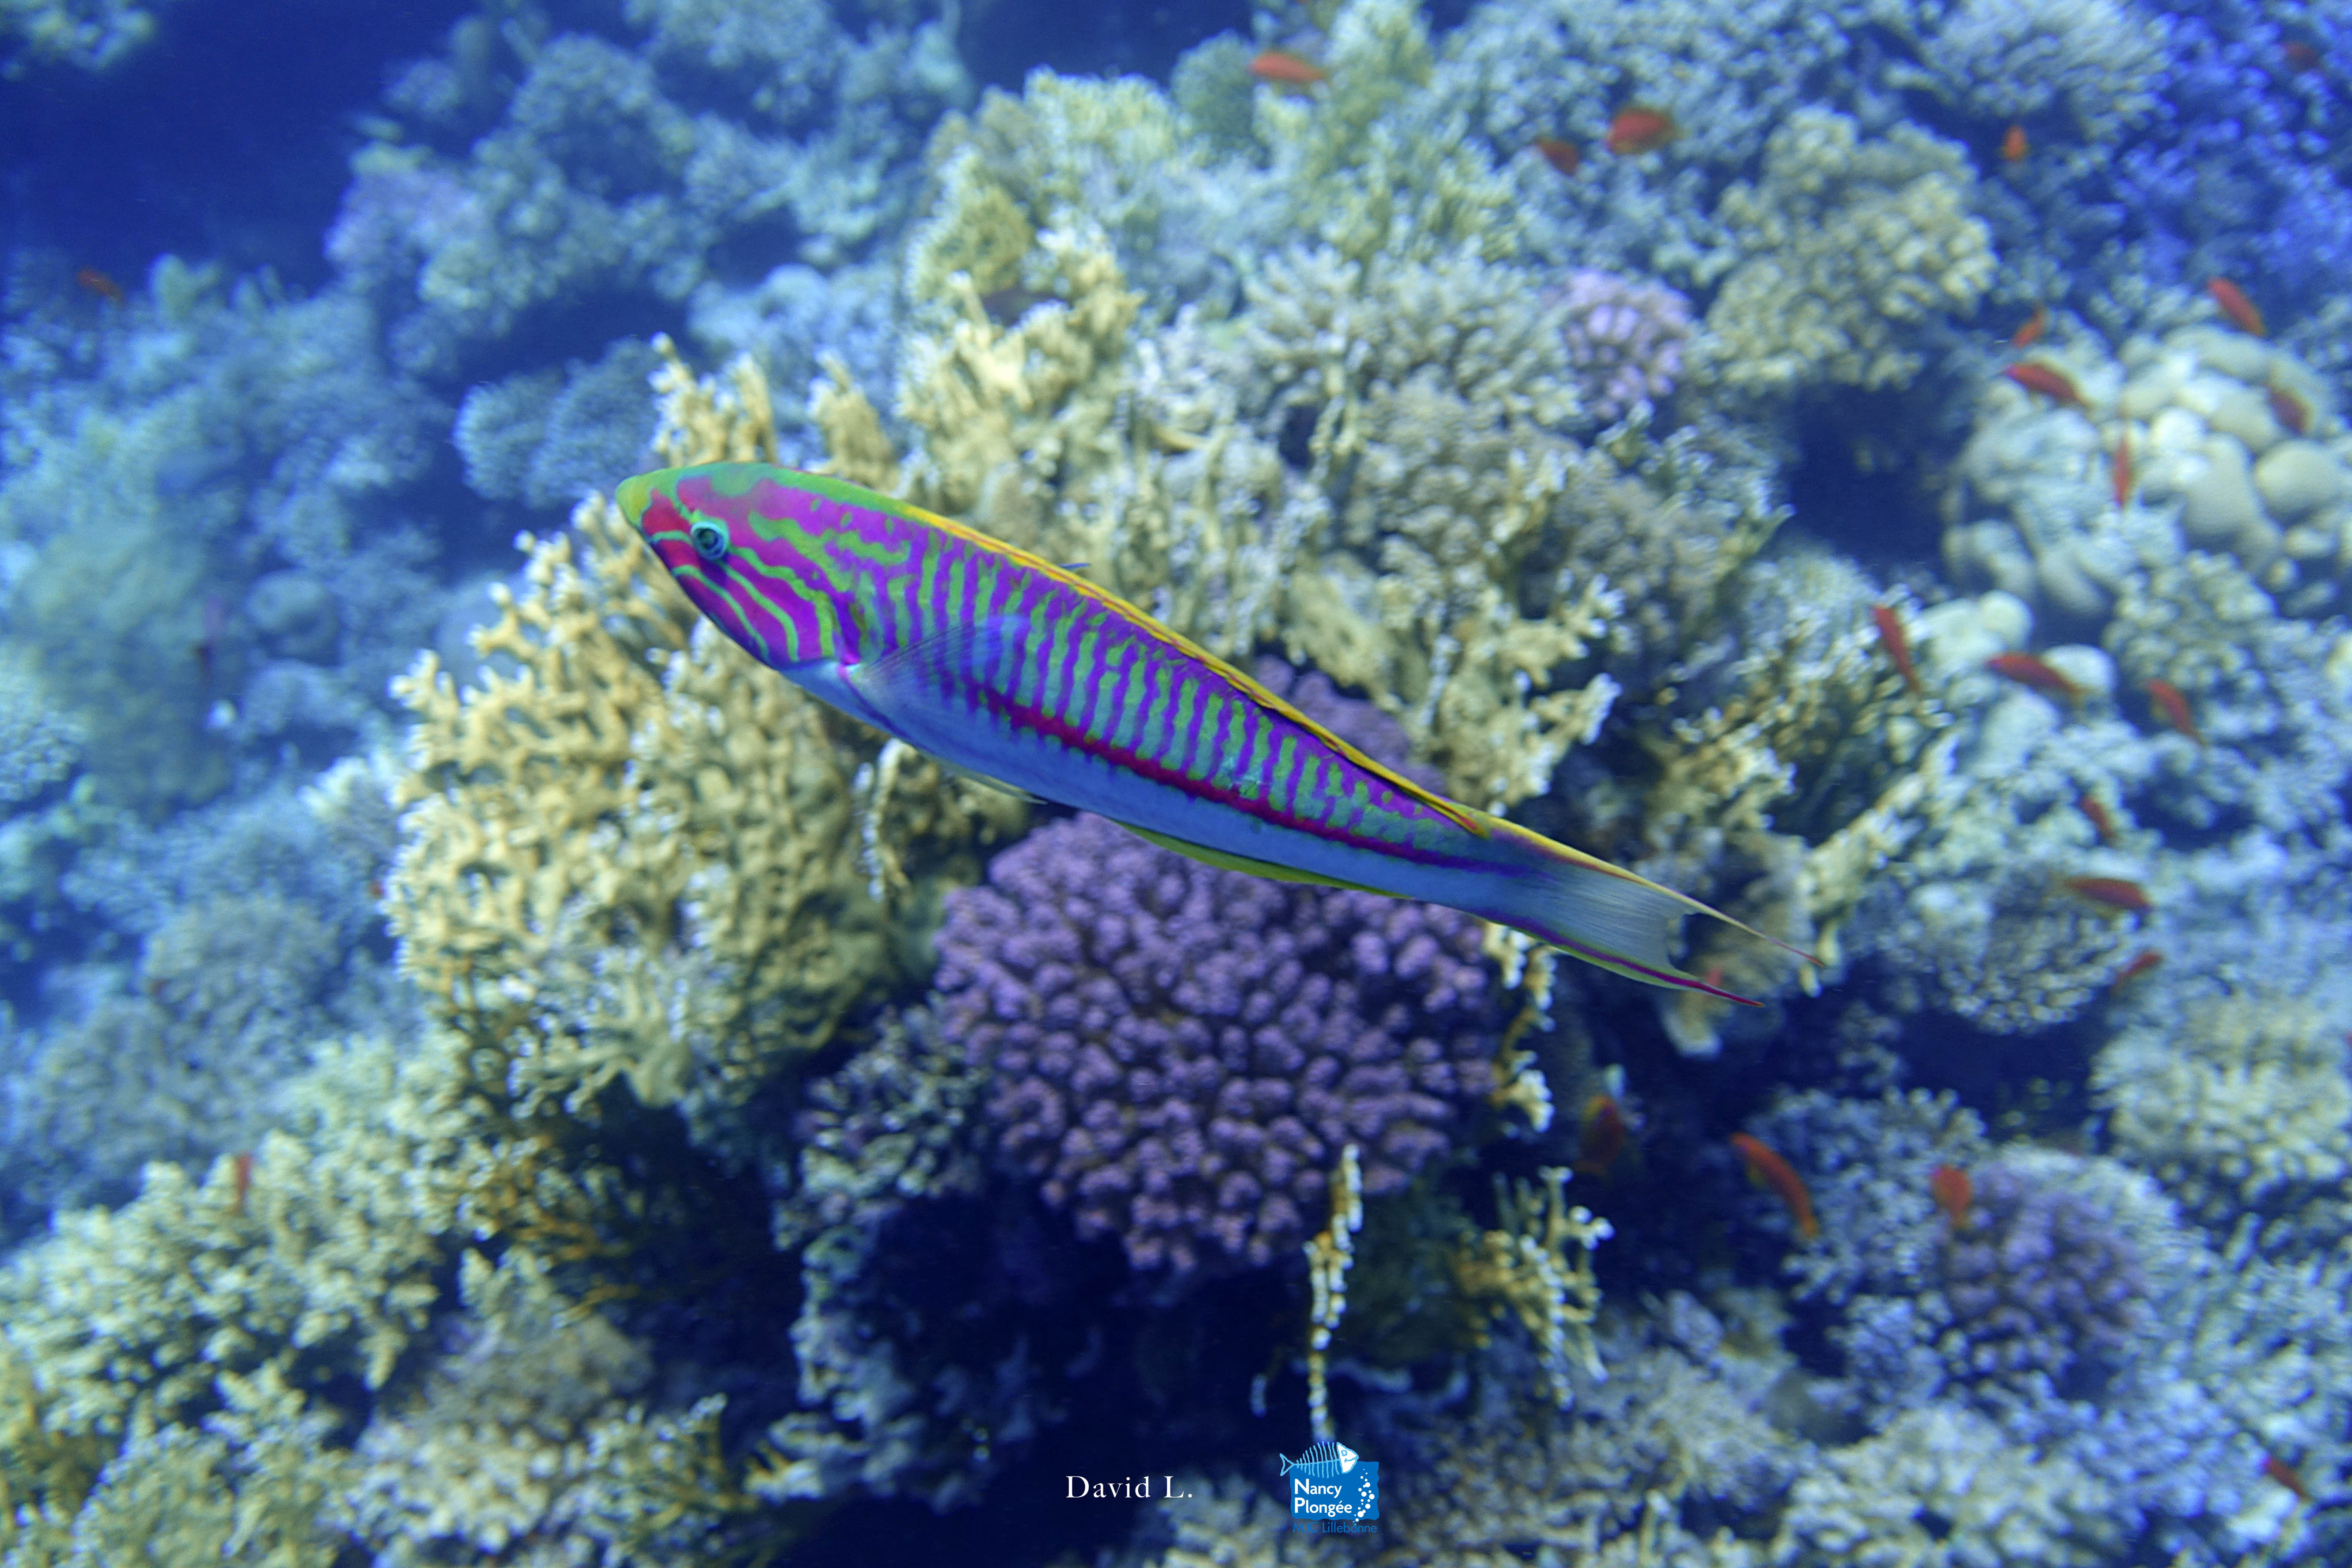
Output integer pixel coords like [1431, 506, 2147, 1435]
[1703, 108, 1996, 397]
[933, 812, 1501, 1278]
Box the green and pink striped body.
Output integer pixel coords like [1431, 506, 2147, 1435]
[619, 462, 1799, 999]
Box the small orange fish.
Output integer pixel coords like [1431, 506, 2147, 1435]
[232, 1151, 255, 1216]
[2263, 1455, 2310, 1503]
[2062, 876, 2152, 914]
[1574, 1093, 1630, 1177]
[1928, 1164, 1973, 1228]
[2002, 362, 2083, 406]
[2267, 385, 2309, 436]
[75, 267, 125, 305]
[2282, 40, 2322, 73]
[1532, 136, 1582, 177]
[2206, 277, 2265, 337]
[2077, 793, 2116, 844]
[2112, 949, 2163, 988]
[2009, 305, 2049, 348]
[2112, 433, 2133, 507]
[1985, 652, 2082, 702]
[1730, 1132, 1819, 1243]
[1248, 49, 1327, 87]
[1871, 605, 1922, 697]
[2000, 122, 2029, 162]
[1606, 107, 1678, 156]
[2142, 678, 2202, 745]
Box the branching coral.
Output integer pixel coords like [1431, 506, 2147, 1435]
[2096, 989, 2352, 1230]
[1702, 108, 1996, 396]
[386, 445, 1012, 1127]
[1451, 1167, 1609, 1410]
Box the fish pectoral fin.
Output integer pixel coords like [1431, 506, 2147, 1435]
[1115, 822, 1387, 895]
[852, 615, 1029, 698]
[926, 752, 1044, 804]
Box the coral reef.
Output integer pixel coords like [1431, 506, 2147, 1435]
[1553, 268, 1694, 423]
[1701, 108, 1996, 397]
[934, 812, 1500, 1277]
[1943, 323, 2348, 627]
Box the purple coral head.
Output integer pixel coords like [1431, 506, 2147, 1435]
[1936, 1164, 2147, 1399]
[1552, 268, 1693, 423]
[934, 813, 1501, 1279]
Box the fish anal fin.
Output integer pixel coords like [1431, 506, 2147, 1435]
[1118, 823, 1387, 895]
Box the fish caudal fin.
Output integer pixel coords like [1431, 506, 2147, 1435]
[1495, 824, 1816, 1004]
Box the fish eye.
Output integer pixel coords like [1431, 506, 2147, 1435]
[689, 520, 729, 563]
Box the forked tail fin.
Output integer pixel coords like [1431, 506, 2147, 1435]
[1488, 819, 1818, 1004]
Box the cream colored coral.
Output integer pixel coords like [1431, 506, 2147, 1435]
[1453, 1168, 1610, 1409]
[2096, 993, 2352, 1216]
[1704, 109, 1994, 395]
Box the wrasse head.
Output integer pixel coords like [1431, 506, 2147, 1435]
[621, 464, 768, 609]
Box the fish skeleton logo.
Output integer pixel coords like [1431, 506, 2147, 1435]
[1279, 1441, 1379, 1523]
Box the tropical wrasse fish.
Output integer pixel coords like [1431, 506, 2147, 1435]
[620, 463, 1813, 1002]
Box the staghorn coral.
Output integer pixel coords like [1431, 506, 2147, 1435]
[1701, 108, 1996, 397]
[934, 812, 1501, 1278]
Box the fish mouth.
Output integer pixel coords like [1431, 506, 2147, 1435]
[615, 472, 658, 527]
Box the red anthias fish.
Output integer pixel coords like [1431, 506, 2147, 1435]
[2112, 434, 2133, 507]
[1928, 1164, 1973, 1228]
[2267, 386, 2309, 436]
[2009, 306, 2049, 348]
[2077, 793, 2116, 844]
[2000, 122, 2029, 162]
[1871, 605, 1922, 696]
[2207, 278, 2265, 337]
[1249, 49, 1326, 87]
[1730, 1133, 1819, 1243]
[2112, 950, 2163, 988]
[1985, 652, 2082, 702]
[2263, 1455, 2311, 1503]
[1606, 107, 1678, 156]
[2142, 678, 2203, 745]
[75, 267, 126, 305]
[2062, 876, 2152, 914]
[1574, 1093, 1629, 1176]
[1532, 136, 1582, 177]
[2002, 363, 2083, 406]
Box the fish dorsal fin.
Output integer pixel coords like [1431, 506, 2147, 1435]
[879, 496, 1487, 837]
